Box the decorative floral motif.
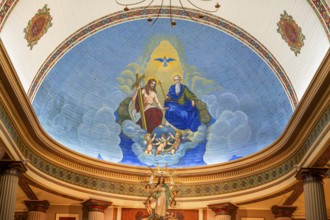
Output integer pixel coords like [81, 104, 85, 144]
[277, 11, 305, 56]
[2, 103, 330, 197]
[24, 5, 52, 50]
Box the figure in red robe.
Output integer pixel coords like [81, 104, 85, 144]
[132, 79, 165, 133]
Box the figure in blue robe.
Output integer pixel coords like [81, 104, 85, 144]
[164, 75, 201, 132]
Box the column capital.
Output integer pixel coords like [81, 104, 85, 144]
[14, 212, 28, 220]
[295, 167, 328, 183]
[208, 202, 238, 216]
[82, 199, 112, 212]
[24, 200, 50, 213]
[0, 160, 27, 176]
[271, 205, 296, 218]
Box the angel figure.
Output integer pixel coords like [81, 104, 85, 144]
[154, 133, 169, 155]
[144, 133, 157, 155]
[168, 131, 182, 155]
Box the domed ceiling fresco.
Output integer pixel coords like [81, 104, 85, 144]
[32, 18, 294, 168]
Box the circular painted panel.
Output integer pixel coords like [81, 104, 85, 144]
[32, 19, 293, 167]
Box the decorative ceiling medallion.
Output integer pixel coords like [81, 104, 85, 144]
[24, 4, 52, 50]
[277, 11, 305, 56]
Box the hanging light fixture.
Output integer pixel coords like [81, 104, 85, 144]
[115, 0, 220, 27]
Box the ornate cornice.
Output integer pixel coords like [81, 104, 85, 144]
[1, 84, 330, 198]
[1, 30, 330, 201]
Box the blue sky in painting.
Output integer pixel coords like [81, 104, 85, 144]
[32, 18, 293, 167]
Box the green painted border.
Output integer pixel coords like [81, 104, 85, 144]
[1, 103, 329, 197]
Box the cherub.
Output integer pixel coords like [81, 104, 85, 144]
[154, 133, 168, 155]
[144, 199, 152, 214]
[144, 133, 156, 155]
[168, 131, 182, 155]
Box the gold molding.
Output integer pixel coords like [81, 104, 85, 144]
[1, 40, 330, 200]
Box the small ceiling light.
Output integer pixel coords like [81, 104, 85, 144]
[147, 16, 153, 25]
[215, 2, 220, 9]
[124, 6, 129, 11]
[171, 19, 176, 28]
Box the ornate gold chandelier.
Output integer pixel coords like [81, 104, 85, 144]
[115, 0, 220, 27]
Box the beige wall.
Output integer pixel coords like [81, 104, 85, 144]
[44, 205, 275, 220]
[236, 209, 273, 220]
[45, 205, 115, 220]
[206, 208, 273, 220]
[46, 205, 83, 220]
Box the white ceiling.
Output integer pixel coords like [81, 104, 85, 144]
[2, 1, 329, 215]
[0, 0, 329, 101]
